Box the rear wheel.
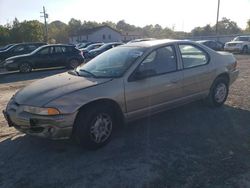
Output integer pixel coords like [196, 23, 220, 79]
[19, 63, 32, 73]
[73, 105, 115, 149]
[69, 59, 80, 69]
[206, 77, 229, 107]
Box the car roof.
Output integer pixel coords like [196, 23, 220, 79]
[40, 44, 75, 48]
[122, 39, 184, 48]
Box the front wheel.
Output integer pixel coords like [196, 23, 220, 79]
[206, 77, 229, 107]
[73, 106, 115, 149]
[19, 63, 32, 73]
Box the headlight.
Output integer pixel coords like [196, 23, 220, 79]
[23, 106, 60, 115]
[5, 60, 14, 64]
[236, 43, 242, 47]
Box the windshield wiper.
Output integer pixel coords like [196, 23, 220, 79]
[79, 69, 97, 78]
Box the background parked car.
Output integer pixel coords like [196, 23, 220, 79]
[79, 43, 104, 58]
[87, 42, 123, 59]
[197, 40, 224, 51]
[0, 44, 15, 52]
[76, 42, 95, 49]
[0, 42, 46, 67]
[4, 44, 84, 72]
[224, 36, 250, 54]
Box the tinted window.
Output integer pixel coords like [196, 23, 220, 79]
[27, 45, 37, 51]
[138, 46, 177, 76]
[13, 45, 25, 52]
[54, 46, 63, 53]
[179, 44, 208, 69]
[38, 47, 51, 55]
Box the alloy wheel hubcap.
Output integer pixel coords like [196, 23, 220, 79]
[90, 113, 112, 143]
[20, 64, 30, 72]
[214, 83, 227, 103]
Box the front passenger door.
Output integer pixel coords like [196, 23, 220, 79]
[125, 45, 183, 117]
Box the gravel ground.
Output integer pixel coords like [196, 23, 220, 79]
[0, 56, 250, 188]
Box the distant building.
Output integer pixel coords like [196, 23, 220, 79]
[69, 25, 122, 44]
[69, 25, 143, 44]
[122, 31, 142, 42]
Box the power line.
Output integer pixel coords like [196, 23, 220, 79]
[40, 6, 48, 42]
[215, 0, 220, 35]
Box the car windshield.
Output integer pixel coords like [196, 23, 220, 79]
[76, 47, 145, 78]
[233, 37, 249, 41]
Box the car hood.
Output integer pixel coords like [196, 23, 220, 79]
[14, 72, 112, 106]
[6, 53, 32, 60]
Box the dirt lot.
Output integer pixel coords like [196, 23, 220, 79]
[0, 56, 250, 188]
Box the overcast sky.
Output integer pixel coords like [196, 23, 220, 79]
[0, 0, 249, 32]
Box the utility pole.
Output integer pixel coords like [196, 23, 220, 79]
[40, 6, 48, 42]
[215, 0, 220, 36]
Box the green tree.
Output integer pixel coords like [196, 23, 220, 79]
[49, 21, 68, 43]
[0, 26, 10, 45]
[246, 19, 250, 32]
[214, 17, 241, 35]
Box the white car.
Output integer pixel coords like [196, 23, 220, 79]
[224, 36, 250, 54]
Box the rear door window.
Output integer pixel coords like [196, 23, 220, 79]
[179, 44, 208, 69]
[54, 46, 63, 54]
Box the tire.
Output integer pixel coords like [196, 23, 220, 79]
[73, 105, 115, 150]
[19, 63, 32, 73]
[206, 77, 229, 107]
[68, 59, 80, 69]
[242, 46, 248, 54]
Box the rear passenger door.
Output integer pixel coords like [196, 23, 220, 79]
[50, 46, 66, 67]
[178, 44, 213, 97]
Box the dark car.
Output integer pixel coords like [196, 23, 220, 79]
[76, 42, 96, 49]
[0, 42, 46, 67]
[79, 43, 104, 57]
[87, 42, 123, 59]
[197, 40, 224, 51]
[4, 44, 84, 72]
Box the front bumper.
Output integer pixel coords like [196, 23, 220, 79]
[3, 99, 77, 139]
[224, 46, 242, 53]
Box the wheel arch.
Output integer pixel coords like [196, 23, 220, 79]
[77, 98, 125, 125]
